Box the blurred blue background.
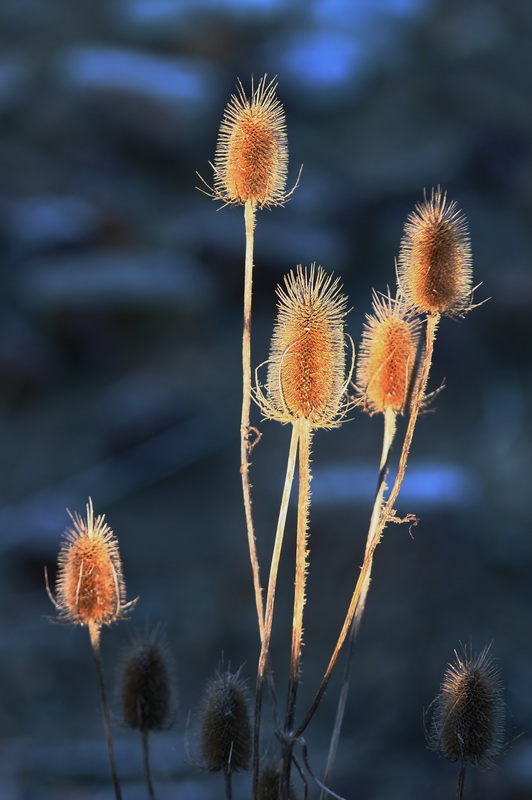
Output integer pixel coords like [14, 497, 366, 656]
[1, 0, 531, 797]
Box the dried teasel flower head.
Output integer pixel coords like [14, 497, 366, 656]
[257, 761, 298, 800]
[427, 644, 505, 769]
[47, 498, 136, 633]
[119, 624, 175, 733]
[210, 75, 289, 208]
[397, 186, 473, 316]
[256, 264, 353, 429]
[198, 667, 252, 774]
[356, 290, 421, 415]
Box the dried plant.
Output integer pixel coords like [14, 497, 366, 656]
[200, 75, 297, 647]
[119, 624, 175, 800]
[47, 498, 136, 800]
[426, 645, 505, 799]
[198, 668, 252, 800]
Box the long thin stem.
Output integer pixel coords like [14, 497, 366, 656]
[253, 424, 300, 798]
[224, 770, 233, 800]
[296, 313, 439, 739]
[241, 199, 265, 641]
[141, 729, 156, 800]
[88, 623, 122, 800]
[455, 763, 466, 800]
[281, 419, 312, 799]
[321, 407, 397, 796]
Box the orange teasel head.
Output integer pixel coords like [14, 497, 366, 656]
[208, 75, 290, 209]
[256, 264, 354, 429]
[397, 187, 473, 316]
[356, 290, 421, 415]
[47, 498, 136, 631]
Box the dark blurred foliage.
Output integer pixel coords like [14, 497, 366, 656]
[1, 0, 532, 798]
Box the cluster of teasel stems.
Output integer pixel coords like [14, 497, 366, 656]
[203, 74, 478, 799]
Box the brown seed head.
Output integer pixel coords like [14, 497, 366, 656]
[212, 75, 289, 208]
[258, 264, 351, 428]
[356, 290, 421, 415]
[120, 624, 174, 733]
[50, 498, 135, 629]
[257, 762, 298, 800]
[397, 187, 472, 315]
[427, 644, 505, 768]
[198, 668, 252, 774]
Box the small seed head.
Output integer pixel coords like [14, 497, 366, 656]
[49, 498, 135, 629]
[257, 762, 298, 800]
[397, 187, 472, 315]
[212, 75, 289, 208]
[198, 668, 252, 774]
[427, 645, 505, 769]
[119, 624, 174, 733]
[258, 264, 351, 429]
[356, 290, 421, 415]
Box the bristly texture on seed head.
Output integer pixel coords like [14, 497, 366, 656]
[198, 668, 252, 774]
[119, 624, 175, 733]
[257, 761, 298, 800]
[48, 498, 136, 629]
[427, 644, 505, 769]
[211, 74, 289, 208]
[397, 186, 473, 316]
[356, 290, 421, 415]
[257, 264, 352, 429]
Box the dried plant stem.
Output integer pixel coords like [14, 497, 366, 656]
[241, 199, 265, 640]
[253, 424, 300, 797]
[321, 407, 397, 796]
[280, 418, 312, 798]
[456, 763, 466, 800]
[224, 771, 233, 800]
[88, 622, 122, 800]
[296, 313, 439, 739]
[141, 730, 156, 800]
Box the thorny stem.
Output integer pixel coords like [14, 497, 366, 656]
[456, 763, 466, 800]
[281, 419, 312, 799]
[295, 313, 439, 740]
[241, 199, 265, 641]
[253, 425, 300, 799]
[141, 729, 156, 800]
[321, 407, 397, 797]
[88, 623, 122, 800]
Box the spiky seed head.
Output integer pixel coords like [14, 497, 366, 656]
[427, 645, 505, 769]
[259, 264, 351, 429]
[119, 624, 174, 733]
[257, 762, 298, 800]
[356, 290, 421, 415]
[49, 498, 135, 629]
[212, 75, 288, 208]
[397, 187, 473, 315]
[198, 668, 252, 774]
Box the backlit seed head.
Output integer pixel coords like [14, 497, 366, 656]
[356, 290, 421, 415]
[427, 645, 505, 769]
[397, 187, 472, 315]
[257, 264, 352, 429]
[198, 668, 252, 774]
[211, 75, 289, 208]
[48, 498, 136, 629]
[119, 624, 175, 733]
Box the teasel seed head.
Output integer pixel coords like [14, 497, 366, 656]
[211, 74, 289, 208]
[397, 186, 473, 316]
[257, 761, 298, 800]
[427, 644, 505, 769]
[198, 668, 252, 774]
[119, 624, 175, 733]
[356, 290, 421, 415]
[257, 264, 353, 429]
[47, 498, 136, 631]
